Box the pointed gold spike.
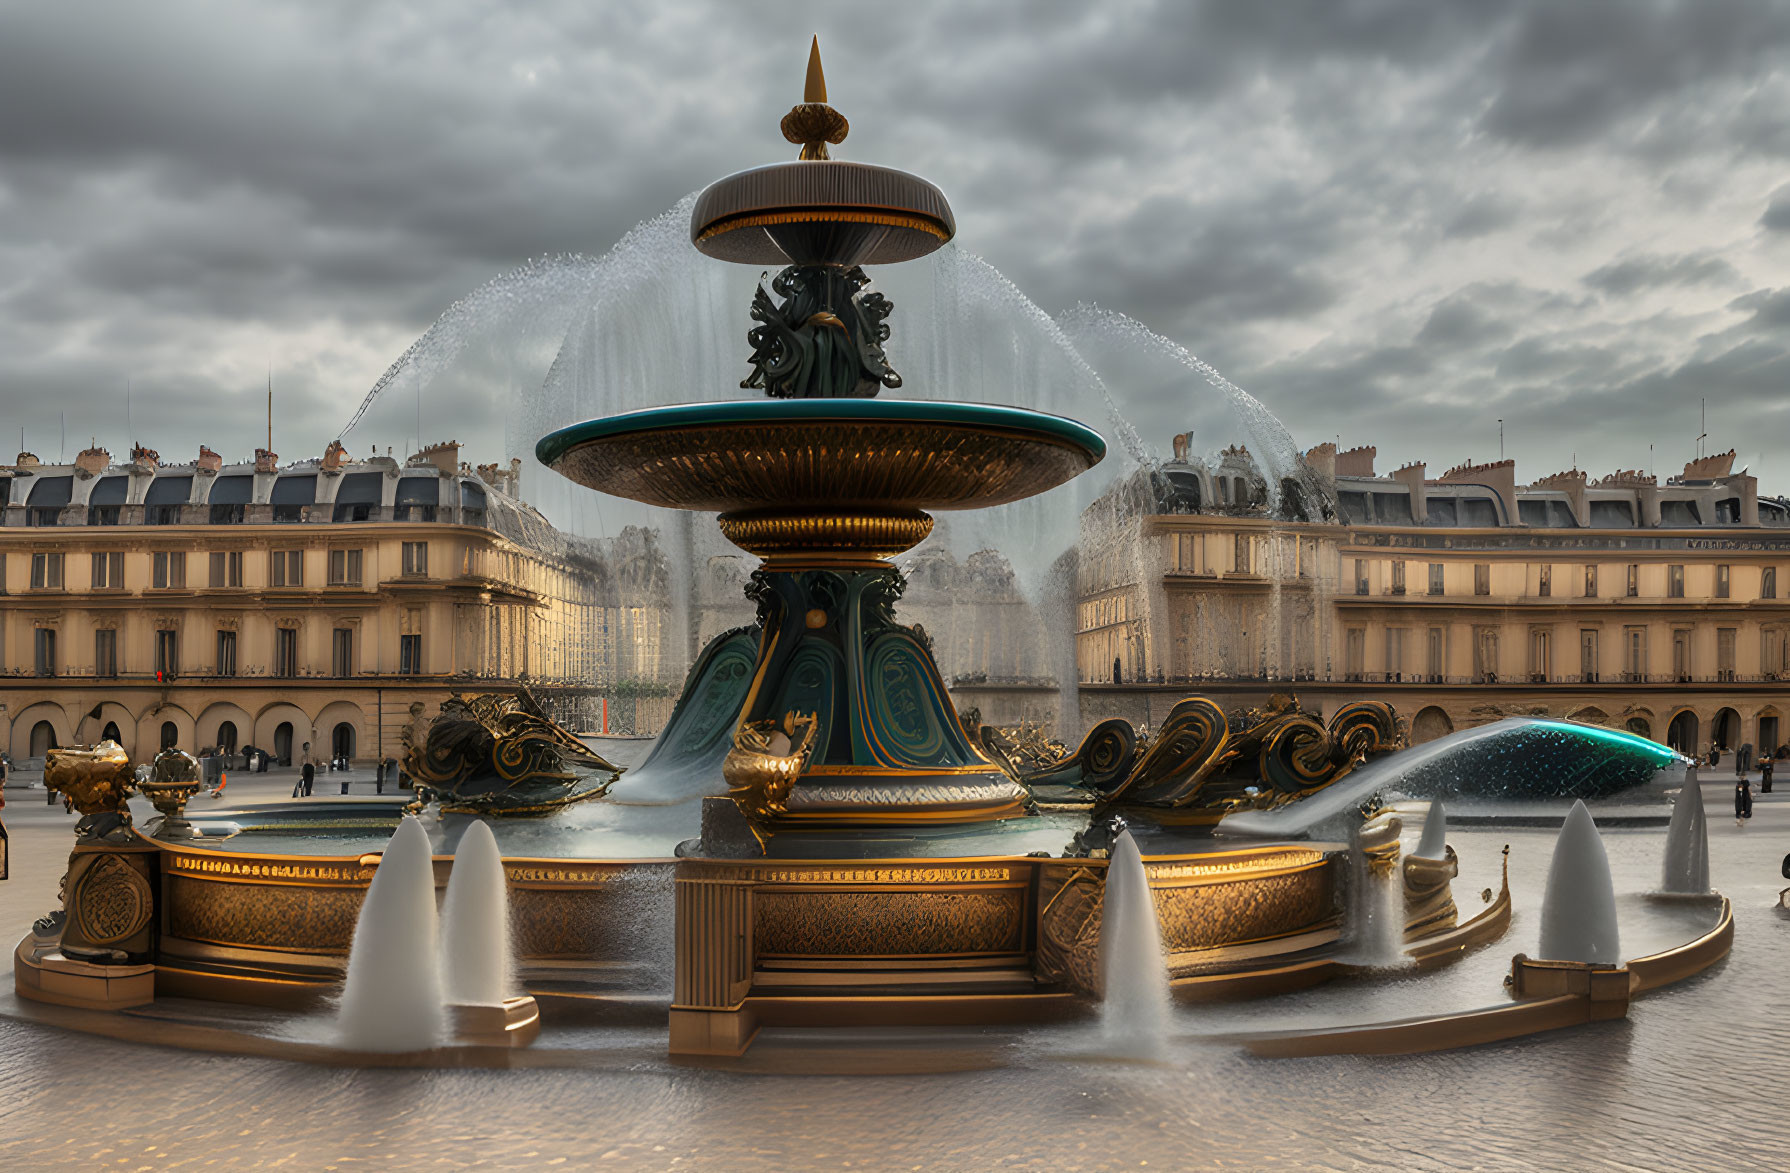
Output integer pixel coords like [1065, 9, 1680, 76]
[804, 35, 827, 104]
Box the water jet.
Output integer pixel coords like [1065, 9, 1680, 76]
[1539, 800, 1620, 965]
[336, 816, 444, 1053]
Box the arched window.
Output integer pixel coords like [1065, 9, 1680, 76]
[1714, 708, 1741, 752]
[217, 720, 238, 755]
[331, 722, 355, 762]
[1667, 711, 1699, 754]
[274, 722, 294, 767]
[29, 720, 58, 758]
[160, 721, 179, 750]
[101, 720, 122, 745]
[1411, 707, 1453, 745]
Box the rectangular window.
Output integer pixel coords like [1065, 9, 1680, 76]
[328, 548, 363, 586]
[1624, 626, 1645, 681]
[89, 551, 124, 590]
[1673, 629, 1691, 681]
[1538, 564, 1551, 598]
[1427, 627, 1444, 682]
[1580, 629, 1599, 682]
[1234, 534, 1252, 575]
[270, 550, 302, 587]
[401, 541, 429, 577]
[1429, 563, 1444, 596]
[1391, 560, 1406, 595]
[94, 629, 117, 677]
[151, 551, 187, 589]
[275, 627, 298, 677]
[216, 629, 237, 677]
[1765, 567, 1778, 600]
[30, 552, 64, 590]
[1765, 629, 1786, 679]
[1717, 627, 1736, 682]
[1473, 627, 1499, 681]
[1626, 564, 1638, 597]
[1354, 559, 1369, 596]
[34, 628, 56, 676]
[209, 551, 242, 588]
[1584, 564, 1598, 598]
[1474, 564, 1490, 596]
[1716, 564, 1731, 599]
[1529, 628, 1551, 682]
[155, 629, 179, 679]
[1345, 628, 1365, 681]
[332, 628, 354, 677]
[1668, 565, 1684, 598]
[399, 633, 423, 675]
[1385, 627, 1404, 681]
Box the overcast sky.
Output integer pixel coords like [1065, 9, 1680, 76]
[3, 1, 1788, 501]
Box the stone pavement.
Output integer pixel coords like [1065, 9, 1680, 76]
[3, 763, 408, 808]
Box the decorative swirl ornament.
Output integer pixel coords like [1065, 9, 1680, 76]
[402, 687, 622, 816]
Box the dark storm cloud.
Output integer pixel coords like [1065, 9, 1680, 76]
[1762, 186, 1790, 232]
[1442, 195, 1522, 240]
[1584, 251, 1741, 296]
[1479, 0, 1790, 149]
[0, 0, 1784, 504]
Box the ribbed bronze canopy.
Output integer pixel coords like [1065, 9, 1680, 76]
[689, 38, 955, 268]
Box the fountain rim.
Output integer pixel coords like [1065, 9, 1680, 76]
[534, 398, 1108, 471]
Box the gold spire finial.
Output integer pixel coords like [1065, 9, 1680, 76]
[804, 35, 827, 105]
[782, 36, 848, 160]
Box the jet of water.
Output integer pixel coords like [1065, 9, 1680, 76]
[336, 816, 445, 1052]
[1099, 830, 1172, 1058]
[441, 820, 514, 1006]
[1660, 768, 1708, 895]
[1539, 800, 1621, 965]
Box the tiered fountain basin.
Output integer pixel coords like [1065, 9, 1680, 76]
[537, 399, 1107, 563]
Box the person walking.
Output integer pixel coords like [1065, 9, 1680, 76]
[1762, 757, 1774, 794]
[1735, 775, 1754, 824]
[300, 743, 316, 797]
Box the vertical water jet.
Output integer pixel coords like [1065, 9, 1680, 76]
[1661, 768, 1708, 895]
[1099, 830, 1171, 1057]
[336, 816, 444, 1052]
[1539, 800, 1620, 965]
[441, 820, 513, 1005]
[1415, 800, 1448, 861]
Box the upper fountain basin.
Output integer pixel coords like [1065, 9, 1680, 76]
[691, 161, 955, 268]
[536, 399, 1105, 517]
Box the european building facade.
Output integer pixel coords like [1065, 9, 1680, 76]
[0, 440, 673, 765]
[1071, 442, 1790, 758]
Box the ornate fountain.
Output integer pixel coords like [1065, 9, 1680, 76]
[8, 42, 1733, 1067]
[538, 40, 1103, 835]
